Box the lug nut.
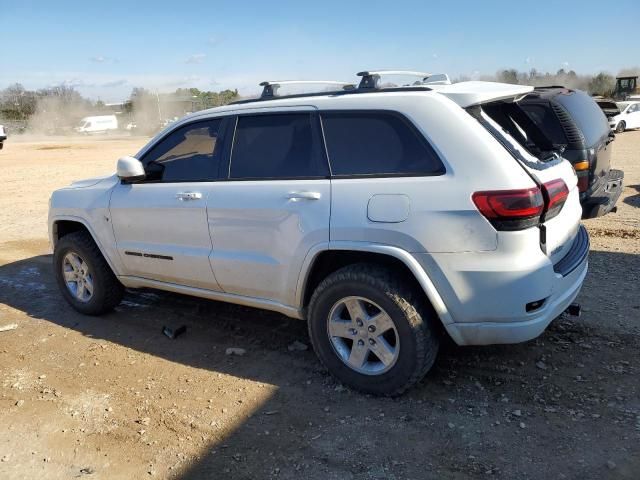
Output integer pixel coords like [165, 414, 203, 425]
[368, 338, 375, 345]
[368, 325, 376, 333]
[349, 328, 357, 335]
[356, 319, 364, 327]
[357, 339, 365, 346]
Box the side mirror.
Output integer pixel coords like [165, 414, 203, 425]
[117, 156, 145, 182]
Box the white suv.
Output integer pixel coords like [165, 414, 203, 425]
[48, 72, 589, 395]
[0, 124, 6, 149]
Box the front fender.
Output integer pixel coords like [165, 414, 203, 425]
[48, 178, 122, 275]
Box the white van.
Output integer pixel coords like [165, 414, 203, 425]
[75, 115, 118, 134]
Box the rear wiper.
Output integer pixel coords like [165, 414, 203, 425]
[541, 151, 562, 163]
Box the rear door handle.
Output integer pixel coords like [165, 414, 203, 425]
[287, 191, 321, 201]
[176, 192, 202, 201]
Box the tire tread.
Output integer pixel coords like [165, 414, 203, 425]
[307, 263, 438, 396]
[54, 231, 124, 315]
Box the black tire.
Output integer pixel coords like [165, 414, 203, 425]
[307, 263, 439, 396]
[615, 121, 626, 133]
[53, 231, 124, 315]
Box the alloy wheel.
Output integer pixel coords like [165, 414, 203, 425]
[62, 252, 94, 303]
[326, 296, 400, 375]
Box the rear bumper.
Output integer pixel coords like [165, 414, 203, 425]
[446, 261, 586, 345]
[581, 169, 624, 219]
[415, 226, 589, 346]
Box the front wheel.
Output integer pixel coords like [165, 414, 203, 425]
[307, 264, 439, 396]
[615, 121, 626, 133]
[53, 231, 124, 315]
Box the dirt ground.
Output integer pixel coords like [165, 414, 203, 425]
[0, 132, 638, 480]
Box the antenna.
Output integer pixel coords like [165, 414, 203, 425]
[259, 80, 355, 98]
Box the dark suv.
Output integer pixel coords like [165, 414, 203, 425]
[517, 88, 623, 218]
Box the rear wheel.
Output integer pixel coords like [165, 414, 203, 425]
[307, 264, 439, 396]
[615, 121, 626, 133]
[53, 231, 124, 315]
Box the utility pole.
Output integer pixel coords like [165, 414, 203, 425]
[155, 89, 162, 123]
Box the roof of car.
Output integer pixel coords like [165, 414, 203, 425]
[176, 79, 537, 124]
[226, 80, 533, 110]
[524, 86, 577, 100]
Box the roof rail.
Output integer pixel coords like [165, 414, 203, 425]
[259, 80, 355, 98]
[356, 70, 451, 89]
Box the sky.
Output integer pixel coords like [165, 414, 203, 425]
[1, 0, 638, 102]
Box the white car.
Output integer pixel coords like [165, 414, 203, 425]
[0, 124, 6, 149]
[610, 101, 640, 132]
[48, 71, 588, 395]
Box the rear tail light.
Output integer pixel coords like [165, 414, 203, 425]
[472, 187, 544, 231]
[473, 179, 568, 230]
[576, 174, 589, 193]
[573, 161, 589, 193]
[541, 179, 569, 221]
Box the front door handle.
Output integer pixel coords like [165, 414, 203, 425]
[176, 192, 202, 201]
[287, 191, 321, 201]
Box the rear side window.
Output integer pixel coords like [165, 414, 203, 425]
[555, 91, 610, 146]
[321, 112, 444, 176]
[229, 113, 328, 179]
[518, 104, 568, 146]
[141, 119, 223, 182]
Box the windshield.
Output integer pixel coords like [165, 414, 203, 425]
[597, 101, 618, 110]
[555, 90, 609, 145]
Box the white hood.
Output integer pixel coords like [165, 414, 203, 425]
[68, 174, 116, 189]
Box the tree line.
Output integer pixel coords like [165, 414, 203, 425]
[1, 68, 638, 132]
[0, 84, 240, 133]
[479, 67, 639, 96]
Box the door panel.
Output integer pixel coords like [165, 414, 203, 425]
[109, 117, 228, 290]
[207, 110, 330, 307]
[207, 180, 330, 305]
[110, 182, 220, 290]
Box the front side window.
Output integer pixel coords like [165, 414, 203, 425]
[321, 112, 444, 177]
[141, 119, 223, 182]
[229, 113, 328, 179]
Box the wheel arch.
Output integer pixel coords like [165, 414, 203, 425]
[50, 216, 119, 276]
[297, 242, 456, 336]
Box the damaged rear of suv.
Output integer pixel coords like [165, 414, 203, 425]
[49, 72, 589, 395]
[515, 87, 623, 218]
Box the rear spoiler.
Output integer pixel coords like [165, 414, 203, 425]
[430, 81, 533, 108]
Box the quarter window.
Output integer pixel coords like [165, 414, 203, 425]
[229, 113, 328, 179]
[321, 112, 444, 176]
[141, 119, 223, 182]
